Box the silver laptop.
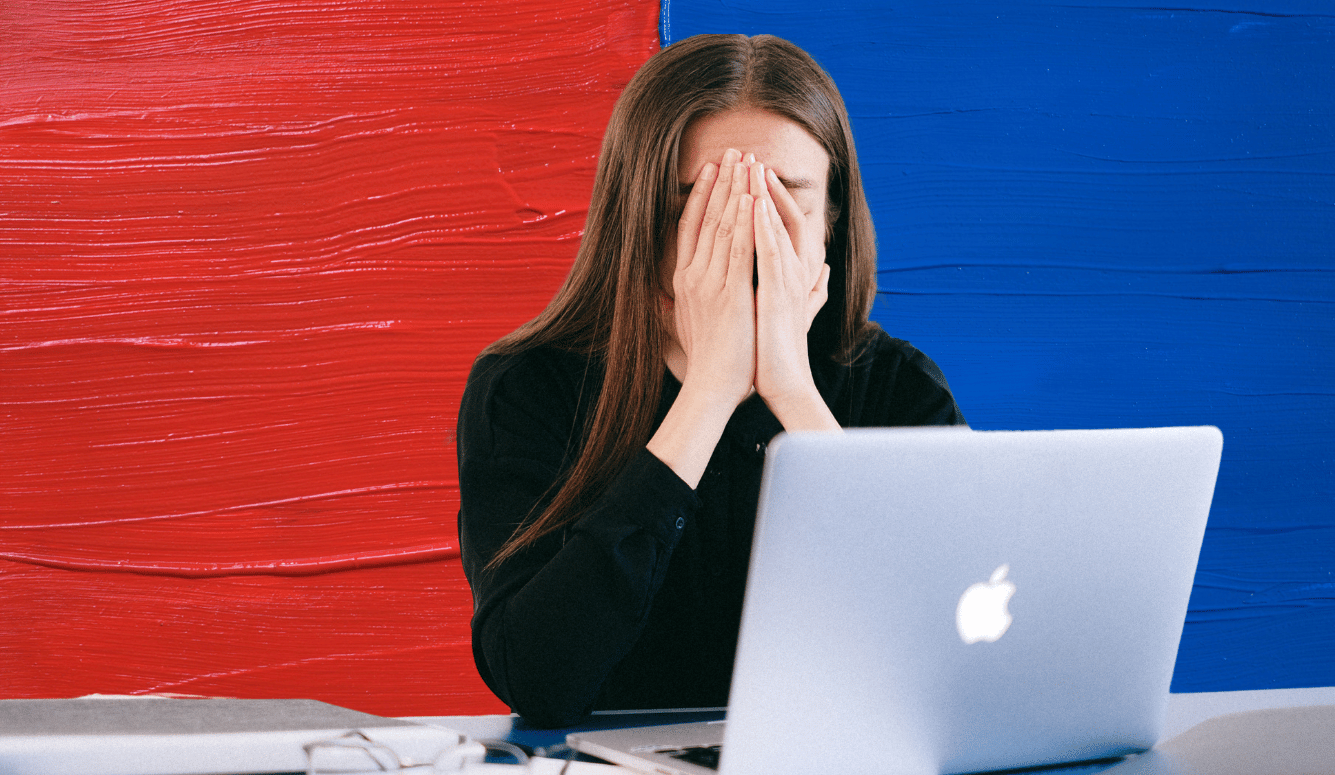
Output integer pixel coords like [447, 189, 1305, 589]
[569, 426, 1223, 775]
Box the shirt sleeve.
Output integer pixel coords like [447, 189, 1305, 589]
[850, 332, 968, 428]
[456, 350, 701, 728]
[894, 344, 968, 427]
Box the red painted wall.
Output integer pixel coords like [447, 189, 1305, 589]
[1, 0, 659, 716]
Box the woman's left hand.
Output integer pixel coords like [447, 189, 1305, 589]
[750, 162, 838, 430]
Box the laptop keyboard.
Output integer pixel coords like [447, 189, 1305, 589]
[659, 744, 722, 770]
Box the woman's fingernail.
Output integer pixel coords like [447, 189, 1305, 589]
[700, 163, 717, 180]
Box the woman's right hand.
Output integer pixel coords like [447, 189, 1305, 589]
[669, 148, 757, 409]
[648, 149, 757, 488]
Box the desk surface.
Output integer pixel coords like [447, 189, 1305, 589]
[1157, 685, 1335, 738]
[408, 686, 1335, 771]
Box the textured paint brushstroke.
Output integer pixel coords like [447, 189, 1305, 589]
[1, 0, 660, 715]
[665, 1, 1335, 691]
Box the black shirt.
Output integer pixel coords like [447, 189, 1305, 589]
[456, 328, 965, 727]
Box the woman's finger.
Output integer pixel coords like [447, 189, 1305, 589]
[749, 158, 767, 201]
[728, 192, 755, 290]
[674, 161, 717, 274]
[754, 195, 784, 291]
[692, 149, 743, 274]
[704, 156, 750, 285]
[764, 167, 804, 239]
[751, 162, 785, 291]
[810, 262, 831, 322]
[764, 167, 819, 283]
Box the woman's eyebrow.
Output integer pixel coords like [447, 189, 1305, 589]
[678, 174, 816, 193]
[774, 173, 816, 191]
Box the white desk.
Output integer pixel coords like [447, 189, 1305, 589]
[411, 686, 1335, 773]
[1159, 686, 1335, 739]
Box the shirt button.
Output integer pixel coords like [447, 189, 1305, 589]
[675, 517, 686, 530]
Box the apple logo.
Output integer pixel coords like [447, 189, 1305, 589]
[956, 564, 1016, 644]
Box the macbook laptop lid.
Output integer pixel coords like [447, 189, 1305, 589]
[572, 427, 1223, 775]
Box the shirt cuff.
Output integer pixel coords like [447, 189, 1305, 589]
[578, 447, 702, 545]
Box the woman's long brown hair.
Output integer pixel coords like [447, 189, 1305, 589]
[481, 34, 879, 569]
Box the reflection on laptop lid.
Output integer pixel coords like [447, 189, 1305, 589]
[570, 427, 1223, 775]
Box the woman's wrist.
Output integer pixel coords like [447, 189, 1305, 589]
[762, 382, 841, 433]
[646, 380, 740, 489]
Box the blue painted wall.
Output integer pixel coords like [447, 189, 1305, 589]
[663, 2, 1334, 691]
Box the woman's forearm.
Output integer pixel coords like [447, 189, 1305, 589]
[645, 380, 737, 488]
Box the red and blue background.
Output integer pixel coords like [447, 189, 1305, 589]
[2, 1, 1331, 715]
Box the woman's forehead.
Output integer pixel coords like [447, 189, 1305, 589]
[678, 108, 829, 191]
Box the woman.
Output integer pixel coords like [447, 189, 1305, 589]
[456, 33, 965, 728]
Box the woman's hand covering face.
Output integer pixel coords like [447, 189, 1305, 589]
[750, 159, 830, 406]
[650, 111, 841, 486]
[668, 148, 829, 411]
[668, 147, 759, 408]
